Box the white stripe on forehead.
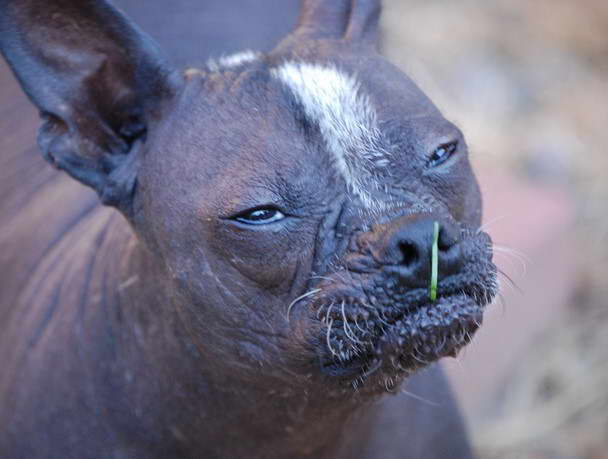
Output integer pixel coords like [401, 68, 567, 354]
[270, 62, 389, 210]
[206, 50, 260, 72]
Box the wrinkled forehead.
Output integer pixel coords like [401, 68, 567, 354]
[161, 51, 452, 209]
[267, 52, 454, 207]
[155, 60, 335, 208]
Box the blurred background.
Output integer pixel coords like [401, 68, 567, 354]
[381, 1, 608, 457]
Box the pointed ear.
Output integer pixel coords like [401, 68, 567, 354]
[294, 0, 381, 46]
[0, 0, 176, 213]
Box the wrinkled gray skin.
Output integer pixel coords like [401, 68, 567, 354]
[0, 1, 497, 458]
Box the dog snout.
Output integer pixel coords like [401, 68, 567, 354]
[361, 214, 463, 288]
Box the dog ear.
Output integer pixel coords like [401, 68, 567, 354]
[295, 0, 381, 46]
[0, 0, 175, 212]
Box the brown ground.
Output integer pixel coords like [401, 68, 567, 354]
[382, 1, 608, 457]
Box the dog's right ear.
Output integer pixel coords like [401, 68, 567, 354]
[294, 0, 381, 47]
[0, 0, 176, 213]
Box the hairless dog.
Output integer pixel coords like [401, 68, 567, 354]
[0, 1, 497, 457]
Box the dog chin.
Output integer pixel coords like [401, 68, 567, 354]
[313, 288, 493, 389]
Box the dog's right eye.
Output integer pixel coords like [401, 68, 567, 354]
[428, 141, 459, 168]
[233, 206, 286, 225]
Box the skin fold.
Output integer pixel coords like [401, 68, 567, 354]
[0, 1, 497, 457]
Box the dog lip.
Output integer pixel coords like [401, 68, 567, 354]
[315, 290, 489, 379]
[374, 293, 484, 352]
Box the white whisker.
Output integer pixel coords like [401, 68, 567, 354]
[400, 388, 440, 406]
[493, 244, 530, 277]
[326, 319, 338, 357]
[286, 288, 321, 322]
[477, 215, 508, 234]
[341, 300, 363, 344]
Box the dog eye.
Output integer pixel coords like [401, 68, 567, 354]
[429, 141, 458, 167]
[234, 206, 285, 225]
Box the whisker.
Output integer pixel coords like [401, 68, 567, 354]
[437, 335, 446, 352]
[411, 348, 427, 365]
[323, 302, 336, 325]
[493, 244, 530, 277]
[498, 268, 523, 295]
[400, 388, 440, 407]
[316, 303, 326, 320]
[326, 319, 338, 357]
[477, 215, 508, 234]
[376, 308, 391, 327]
[286, 288, 321, 322]
[493, 244, 531, 264]
[354, 316, 368, 335]
[362, 359, 383, 378]
[384, 377, 396, 392]
[341, 300, 364, 344]
[494, 291, 507, 315]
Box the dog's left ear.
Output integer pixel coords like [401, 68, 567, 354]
[0, 0, 176, 213]
[293, 0, 381, 47]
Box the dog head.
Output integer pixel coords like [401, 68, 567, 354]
[0, 0, 497, 394]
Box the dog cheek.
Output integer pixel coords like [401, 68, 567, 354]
[212, 229, 313, 291]
[463, 174, 483, 227]
[427, 166, 480, 225]
[230, 255, 299, 289]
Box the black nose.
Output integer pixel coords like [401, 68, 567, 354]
[367, 214, 463, 288]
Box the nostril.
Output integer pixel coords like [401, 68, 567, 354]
[438, 227, 458, 252]
[399, 241, 419, 267]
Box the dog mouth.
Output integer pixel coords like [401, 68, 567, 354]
[310, 271, 496, 385]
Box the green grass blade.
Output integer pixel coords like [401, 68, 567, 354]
[430, 221, 439, 302]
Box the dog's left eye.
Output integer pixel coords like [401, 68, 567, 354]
[429, 141, 458, 168]
[234, 206, 286, 225]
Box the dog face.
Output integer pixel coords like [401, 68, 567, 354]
[0, 0, 497, 393]
[133, 42, 497, 392]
